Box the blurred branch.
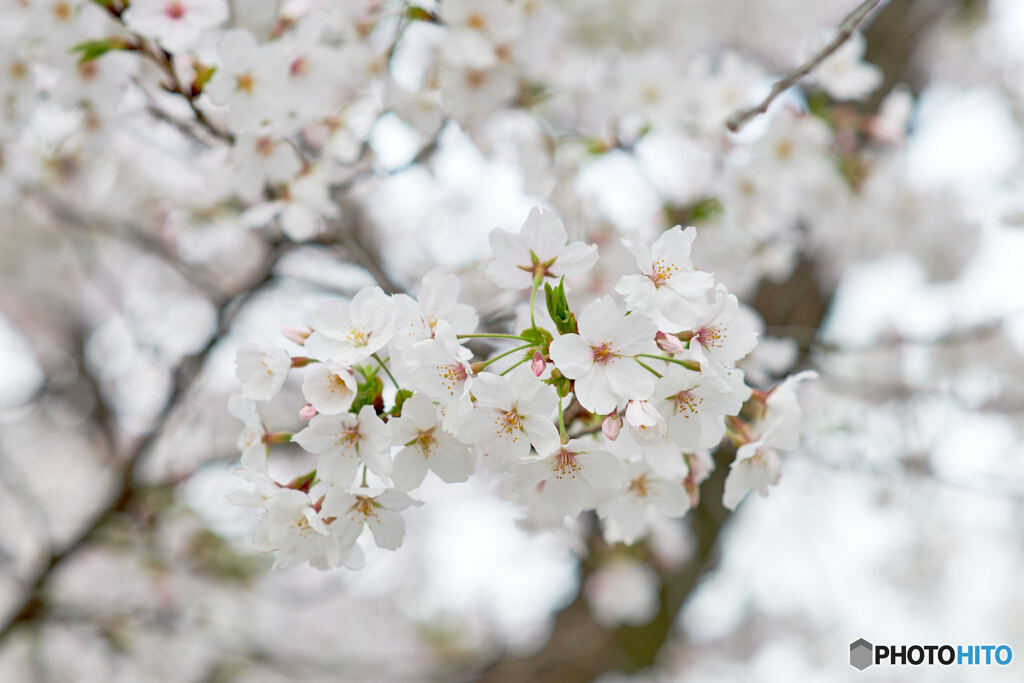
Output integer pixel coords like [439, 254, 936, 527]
[38, 191, 226, 302]
[0, 241, 290, 645]
[725, 0, 887, 132]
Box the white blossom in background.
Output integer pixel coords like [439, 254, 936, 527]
[806, 30, 883, 101]
[122, 0, 228, 52]
[584, 557, 661, 627]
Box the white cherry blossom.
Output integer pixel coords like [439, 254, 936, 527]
[123, 0, 228, 52]
[235, 340, 291, 401]
[321, 486, 421, 551]
[616, 226, 714, 329]
[548, 297, 659, 414]
[390, 392, 475, 491]
[304, 287, 397, 365]
[291, 405, 392, 485]
[485, 207, 599, 290]
[456, 369, 560, 471]
[301, 363, 357, 415]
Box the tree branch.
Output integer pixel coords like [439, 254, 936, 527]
[0, 242, 289, 645]
[725, 0, 887, 132]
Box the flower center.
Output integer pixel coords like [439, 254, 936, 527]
[255, 136, 275, 157]
[495, 409, 524, 439]
[436, 363, 467, 395]
[466, 12, 486, 29]
[346, 327, 369, 346]
[648, 258, 678, 286]
[165, 1, 185, 19]
[592, 342, 615, 365]
[329, 373, 351, 394]
[628, 475, 649, 497]
[673, 390, 702, 416]
[352, 496, 376, 519]
[236, 73, 255, 93]
[416, 429, 436, 456]
[695, 325, 725, 350]
[552, 448, 580, 478]
[54, 2, 72, 21]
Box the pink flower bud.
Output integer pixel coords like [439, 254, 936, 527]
[602, 413, 622, 441]
[531, 350, 546, 377]
[655, 331, 686, 355]
[281, 325, 313, 345]
[299, 403, 318, 421]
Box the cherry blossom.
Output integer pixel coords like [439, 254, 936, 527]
[548, 297, 659, 414]
[122, 0, 228, 52]
[303, 287, 397, 365]
[291, 405, 392, 485]
[300, 363, 357, 415]
[485, 207, 599, 290]
[235, 340, 291, 401]
[390, 392, 475, 491]
[321, 486, 421, 551]
[616, 226, 715, 329]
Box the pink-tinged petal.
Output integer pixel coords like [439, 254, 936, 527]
[549, 334, 595, 378]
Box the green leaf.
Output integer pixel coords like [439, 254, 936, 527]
[391, 389, 413, 417]
[520, 326, 553, 350]
[69, 38, 129, 64]
[544, 277, 577, 335]
[545, 368, 573, 398]
[352, 373, 384, 413]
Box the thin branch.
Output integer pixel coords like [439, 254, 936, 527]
[0, 242, 289, 644]
[725, 0, 887, 132]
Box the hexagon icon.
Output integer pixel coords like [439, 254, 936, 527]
[850, 639, 873, 670]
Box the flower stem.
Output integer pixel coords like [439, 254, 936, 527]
[457, 333, 529, 341]
[478, 343, 534, 370]
[634, 353, 700, 371]
[557, 397, 568, 444]
[361, 465, 368, 487]
[372, 353, 400, 389]
[633, 357, 663, 378]
[529, 274, 541, 331]
[500, 356, 531, 376]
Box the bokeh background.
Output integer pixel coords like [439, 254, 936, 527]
[2, 0, 1024, 681]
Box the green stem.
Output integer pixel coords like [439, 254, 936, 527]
[478, 343, 534, 370]
[372, 353, 401, 389]
[634, 353, 699, 370]
[557, 397, 568, 444]
[633, 358, 663, 378]
[361, 465, 368, 487]
[500, 357, 531, 376]
[457, 333, 529, 341]
[529, 274, 541, 331]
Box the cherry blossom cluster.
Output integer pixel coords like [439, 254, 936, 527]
[229, 208, 815, 570]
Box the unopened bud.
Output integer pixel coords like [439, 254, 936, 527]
[602, 413, 622, 440]
[531, 350, 546, 377]
[281, 325, 313, 345]
[655, 331, 686, 355]
[299, 404, 318, 420]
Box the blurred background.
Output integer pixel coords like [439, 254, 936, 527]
[2, 0, 1024, 680]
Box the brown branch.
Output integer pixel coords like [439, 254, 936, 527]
[725, 0, 887, 132]
[0, 242, 289, 645]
